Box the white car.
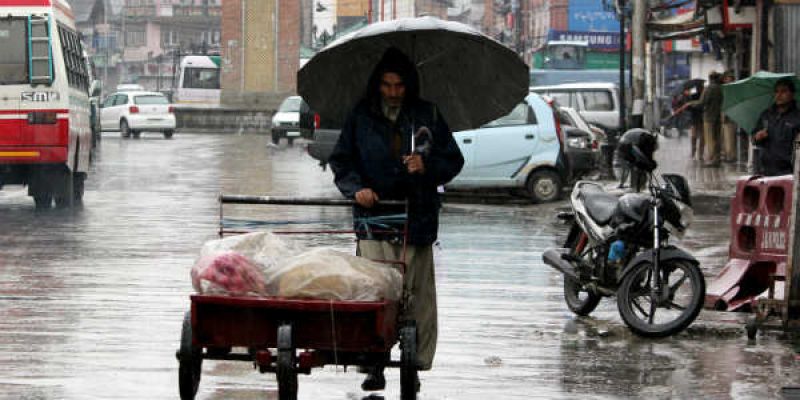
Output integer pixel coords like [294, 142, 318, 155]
[100, 91, 176, 139]
[271, 95, 312, 145]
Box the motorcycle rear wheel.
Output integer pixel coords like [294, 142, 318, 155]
[617, 259, 705, 337]
[563, 223, 601, 316]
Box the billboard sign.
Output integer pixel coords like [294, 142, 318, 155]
[568, 0, 620, 32]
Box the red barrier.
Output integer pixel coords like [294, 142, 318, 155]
[705, 175, 793, 311]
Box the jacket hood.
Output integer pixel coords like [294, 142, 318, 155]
[365, 47, 420, 111]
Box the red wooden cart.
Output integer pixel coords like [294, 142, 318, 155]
[176, 195, 418, 400]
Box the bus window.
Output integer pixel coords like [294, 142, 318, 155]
[183, 67, 220, 90]
[0, 18, 28, 84]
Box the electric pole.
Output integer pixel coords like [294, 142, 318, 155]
[631, 0, 646, 128]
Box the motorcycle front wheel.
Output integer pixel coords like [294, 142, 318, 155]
[617, 259, 705, 337]
[563, 223, 601, 316]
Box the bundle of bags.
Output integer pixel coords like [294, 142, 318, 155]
[190, 232, 403, 301]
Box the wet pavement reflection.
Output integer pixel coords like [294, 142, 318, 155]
[0, 133, 798, 399]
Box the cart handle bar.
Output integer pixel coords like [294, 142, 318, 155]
[220, 195, 406, 207]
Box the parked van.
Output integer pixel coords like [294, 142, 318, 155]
[530, 82, 622, 133]
[0, 0, 97, 208]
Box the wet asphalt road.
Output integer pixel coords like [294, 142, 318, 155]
[1, 132, 798, 400]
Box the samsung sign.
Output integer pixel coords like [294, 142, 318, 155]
[548, 30, 621, 51]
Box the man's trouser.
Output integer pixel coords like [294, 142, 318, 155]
[358, 240, 437, 370]
[722, 121, 737, 161]
[690, 121, 704, 159]
[703, 119, 721, 162]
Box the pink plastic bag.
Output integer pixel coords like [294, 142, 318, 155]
[191, 252, 267, 296]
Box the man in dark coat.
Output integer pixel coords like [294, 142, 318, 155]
[328, 47, 464, 391]
[752, 77, 800, 176]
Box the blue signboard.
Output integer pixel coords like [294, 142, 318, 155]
[568, 0, 619, 32]
[548, 30, 620, 51]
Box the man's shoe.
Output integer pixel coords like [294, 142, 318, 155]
[361, 368, 386, 391]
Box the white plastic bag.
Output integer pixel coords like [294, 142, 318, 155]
[265, 248, 403, 301]
[193, 232, 402, 301]
[199, 231, 304, 271]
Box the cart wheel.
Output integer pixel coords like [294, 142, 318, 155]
[746, 317, 759, 340]
[276, 324, 298, 400]
[178, 311, 202, 400]
[399, 325, 418, 400]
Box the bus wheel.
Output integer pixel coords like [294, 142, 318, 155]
[72, 172, 85, 204]
[54, 169, 75, 209]
[164, 130, 174, 139]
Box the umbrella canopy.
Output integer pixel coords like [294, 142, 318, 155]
[297, 16, 529, 132]
[722, 71, 800, 133]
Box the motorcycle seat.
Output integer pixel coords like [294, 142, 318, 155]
[579, 186, 619, 226]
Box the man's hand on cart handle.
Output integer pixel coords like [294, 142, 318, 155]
[356, 188, 380, 208]
[404, 154, 425, 174]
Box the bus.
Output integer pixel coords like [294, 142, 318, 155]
[0, 0, 96, 208]
[530, 40, 629, 87]
[173, 55, 221, 107]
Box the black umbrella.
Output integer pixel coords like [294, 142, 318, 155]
[297, 17, 529, 132]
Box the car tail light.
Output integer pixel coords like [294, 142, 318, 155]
[551, 108, 564, 147]
[168, 106, 175, 113]
[314, 113, 320, 129]
[129, 106, 139, 114]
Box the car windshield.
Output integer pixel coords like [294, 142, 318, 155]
[134, 95, 169, 105]
[278, 97, 302, 112]
[0, 18, 29, 84]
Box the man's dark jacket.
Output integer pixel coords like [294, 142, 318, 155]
[329, 99, 464, 246]
[753, 100, 800, 176]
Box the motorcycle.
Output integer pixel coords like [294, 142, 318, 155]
[542, 167, 705, 337]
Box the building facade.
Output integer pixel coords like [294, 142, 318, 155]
[220, 0, 303, 107]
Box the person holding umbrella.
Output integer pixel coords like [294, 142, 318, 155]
[328, 47, 464, 391]
[672, 80, 705, 160]
[751, 77, 800, 176]
[298, 16, 527, 393]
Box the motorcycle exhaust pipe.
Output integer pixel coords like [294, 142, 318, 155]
[542, 248, 580, 281]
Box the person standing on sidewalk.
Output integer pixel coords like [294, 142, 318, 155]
[673, 82, 705, 160]
[721, 71, 738, 163]
[696, 71, 724, 166]
[328, 48, 464, 392]
[752, 77, 800, 176]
